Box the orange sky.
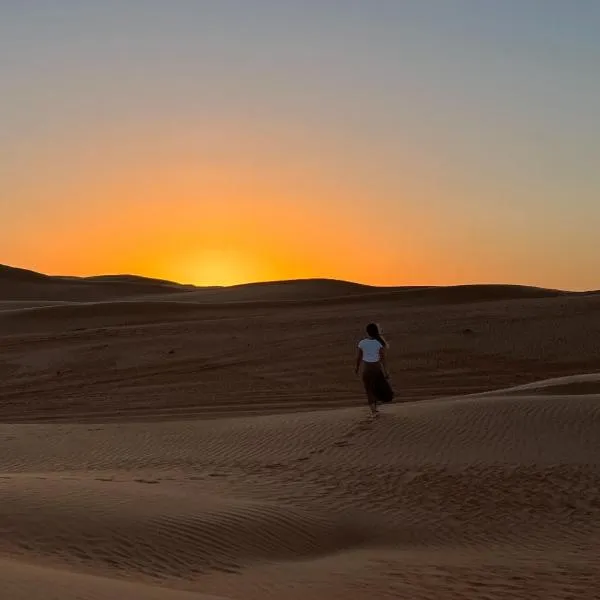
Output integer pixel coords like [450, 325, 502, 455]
[3, 125, 596, 290]
[4, 124, 439, 287]
[3, 114, 597, 290]
[2, 3, 598, 291]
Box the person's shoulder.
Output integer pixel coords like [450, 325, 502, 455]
[357, 338, 367, 348]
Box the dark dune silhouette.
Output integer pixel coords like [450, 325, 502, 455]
[0, 263, 578, 305]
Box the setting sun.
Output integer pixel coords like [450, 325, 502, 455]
[175, 249, 263, 287]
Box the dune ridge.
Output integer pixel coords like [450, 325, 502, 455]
[0, 263, 578, 306]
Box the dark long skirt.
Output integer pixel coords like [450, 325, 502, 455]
[361, 361, 394, 404]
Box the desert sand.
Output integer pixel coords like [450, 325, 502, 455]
[1, 264, 599, 599]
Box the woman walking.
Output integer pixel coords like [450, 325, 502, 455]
[355, 323, 393, 417]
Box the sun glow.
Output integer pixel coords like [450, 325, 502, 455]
[176, 249, 263, 287]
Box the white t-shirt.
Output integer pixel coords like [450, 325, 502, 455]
[358, 338, 383, 363]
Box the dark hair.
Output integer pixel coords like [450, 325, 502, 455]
[366, 322, 387, 347]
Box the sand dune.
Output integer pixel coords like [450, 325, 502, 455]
[0, 263, 573, 307]
[1, 267, 600, 598]
[1, 394, 600, 598]
[0, 265, 191, 302]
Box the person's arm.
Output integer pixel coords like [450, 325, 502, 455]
[355, 347, 363, 374]
[380, 346, 389, 378]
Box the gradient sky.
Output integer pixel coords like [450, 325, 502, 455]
[1, 1, 599, 289]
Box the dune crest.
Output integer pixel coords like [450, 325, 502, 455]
[0, 262, 576, 305]
[480, 372, 600, 396]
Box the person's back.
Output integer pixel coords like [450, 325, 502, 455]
[358, 337, 383, 363]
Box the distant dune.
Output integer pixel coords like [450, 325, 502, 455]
[0, 264, 50, 281]
[1, 264, 600, 599]
[84, 273, 198, 287]
[0, 264, 192, 302]
[0, 263, 576, 306]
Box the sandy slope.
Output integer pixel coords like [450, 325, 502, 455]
[1, 390, 600, 599]
[1, 267, 600, 598]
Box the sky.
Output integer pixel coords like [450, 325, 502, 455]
[1, 1, 599, 289]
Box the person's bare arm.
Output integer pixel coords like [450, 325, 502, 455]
[355, 348, 363, 374]
[380, 346, 389, 378]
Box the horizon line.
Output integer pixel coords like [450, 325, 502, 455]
[1, 263, 595, 294]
